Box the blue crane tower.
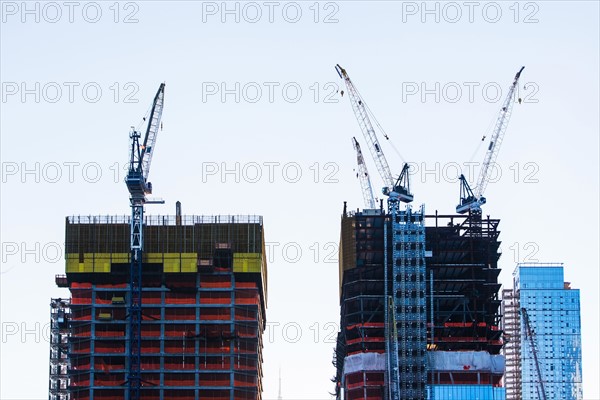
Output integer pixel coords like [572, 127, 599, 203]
[124, 83, 165, 400]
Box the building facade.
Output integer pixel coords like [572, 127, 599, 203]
[49, 215, 267, 400]
[503, 263, 583, 400]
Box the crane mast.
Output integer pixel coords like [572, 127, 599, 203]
[352, 137, 376, 209]
[336, 64, 413, 203]
[521, 307, 547, 400]
[125, 83, 165, 400]
[457, 66, 524, 214]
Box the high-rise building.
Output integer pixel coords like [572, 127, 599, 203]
[503, 263, 583, 400]
[501, 288, 520, 399]
[49, 214, 267, 400]
[333, 207, 506, 400]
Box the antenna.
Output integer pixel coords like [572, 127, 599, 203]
[278, 368, 282, 400]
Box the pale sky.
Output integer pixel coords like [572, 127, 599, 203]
[1, 1, 599, 399]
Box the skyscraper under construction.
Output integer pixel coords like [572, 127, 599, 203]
[49, 214, 267, 400]
[331, 63, 526, 400]
[333, 205, 506, 400]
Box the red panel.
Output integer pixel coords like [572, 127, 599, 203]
[142, 292, 162, 304]
[200, 275, 232, 288]
[165, 323, 195, 337]
[95, 341, 125, 353]
[199, 373, 230, 387]
[235, 309, 257, 321]
[235, 292, 259, 305]
[201, 308, 231, 321]
[201, 291, 232, 305]
[166, 292, 197, 304]
[164, 373, 195, 386]
[141, 325, 161, 337]
[94, 373, 125, 386]
[165, 308, 197, 321]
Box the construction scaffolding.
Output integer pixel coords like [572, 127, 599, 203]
[390, 205, 427, 399]
[50, 215, 267, 400]
[501, 288, 521, 399]
[50, 298, 71, 400]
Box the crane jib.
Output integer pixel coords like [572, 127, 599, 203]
[455, 66, 524, 214]
[337, 64, 413, 203]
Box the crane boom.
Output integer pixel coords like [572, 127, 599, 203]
[140, 84, 165, 182]
[521, 307, 547, 400]
[352, 137, 376, 209]
[336, 64, 394, 187]
[475, 66, 524, 198]
[336, 64, 413, 203]
[457, 67, 524, 213]
[125, 83, 165, 400]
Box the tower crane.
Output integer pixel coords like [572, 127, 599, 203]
[521, 307, 547, 400]
[336, 64, 413, 204]
[456, 66, 524, 214]
[125, 83, 165, 400]
[352, 137, 376, 209]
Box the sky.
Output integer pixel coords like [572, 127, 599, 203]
[1, 1, 599, 399]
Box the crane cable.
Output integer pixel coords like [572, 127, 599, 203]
[462, 85, 523, 181]
[135, 102, 154, 132]
[350, 80, 407, 165]
[126, 97, 156, 166]
[463, 113, 495, 178]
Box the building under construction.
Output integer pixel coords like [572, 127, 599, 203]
[49, 214, 267, 400]
[334, 206, 506, 400]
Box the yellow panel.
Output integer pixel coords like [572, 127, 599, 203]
[83, 255, 94, 273]
[181, 263, 197, 273]
[164, 259, 181, 273]
[94, 255, 111, 273]
[66, 259, 79, 273]
[94, 253, 112, 259]
[233, 253, 261, 273]
[94, 262, 111, 273]
[66, 252, 127, 273]
[164, 253, 183, 259]
[65, 252, 201, 274]
[181, 254, 197, 273]
[163, 253, 179, 273]
[145, 253, 163, 263]
[111, 253, 129, 263]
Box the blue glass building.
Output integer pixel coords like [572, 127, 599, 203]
[509, 263, 583, 400]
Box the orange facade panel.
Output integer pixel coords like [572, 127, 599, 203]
[200, 291, 232, 305]
[200, 275, 232, 288]
[166, 292, 197, 304]
[199, 373, 230, 387]
[200, 308, 231, 321]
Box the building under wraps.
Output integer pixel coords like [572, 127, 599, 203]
[49, 215, 267, 400]
[334, 206, 506, 400]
